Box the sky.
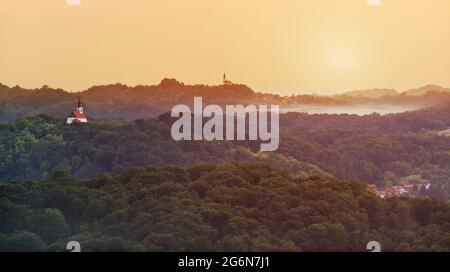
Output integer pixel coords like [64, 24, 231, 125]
[0, 0, 449, 95]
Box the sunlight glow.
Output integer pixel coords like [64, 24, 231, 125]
[328, 49, 357, 73]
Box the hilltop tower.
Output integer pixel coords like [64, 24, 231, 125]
[223, 73, 233, 86]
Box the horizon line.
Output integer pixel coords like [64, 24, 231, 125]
[0, 79, 448, 97]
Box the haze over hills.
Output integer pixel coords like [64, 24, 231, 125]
[340, 88, 399, 99]
[1, 79, 450, 121]
[341, 85, 450, 98]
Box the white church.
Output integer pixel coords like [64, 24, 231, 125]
[66, 98, 88, 124]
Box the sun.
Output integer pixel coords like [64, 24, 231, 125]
[66, 0, 81, 6]
[367, 0, 382, 6]
[328, 49, 357, 73]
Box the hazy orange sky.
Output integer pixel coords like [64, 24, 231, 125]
[0, 0, 449, 95]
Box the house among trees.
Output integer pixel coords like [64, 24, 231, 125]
[368, 182, 432, 198]
[66, 98, 88, 124]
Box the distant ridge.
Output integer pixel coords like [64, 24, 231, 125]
[342, 88, 400, 99]
[403, 84, 450, 96]
[341, 85, 450, 98]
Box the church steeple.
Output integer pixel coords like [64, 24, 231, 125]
[76, 97, 84, 114]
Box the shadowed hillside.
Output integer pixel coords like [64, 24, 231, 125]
[1, 80, 450, 121]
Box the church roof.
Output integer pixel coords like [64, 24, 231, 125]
[70, 111, 87, 119]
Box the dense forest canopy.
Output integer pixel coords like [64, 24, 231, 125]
[1, 103, 450, 199]
[0, 114, 329, 181]
[1, 164, 449, 252]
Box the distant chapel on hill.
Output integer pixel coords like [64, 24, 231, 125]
[66, 99, 88, 124]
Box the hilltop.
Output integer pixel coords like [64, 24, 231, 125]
[403, 84, 450, 96]
[0, 79, 257, 121]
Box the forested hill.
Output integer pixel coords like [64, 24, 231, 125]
[278, 105, 450, 200]
[1, 105, 450, 199]
[0, 79, 255, 121]
[1, 164, 449, 252]
[1, 79, 450, 121]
